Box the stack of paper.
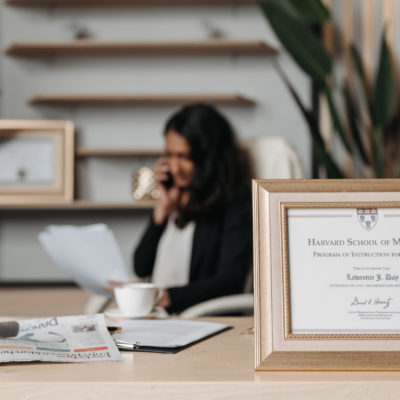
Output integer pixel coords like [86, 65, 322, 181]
[39, 224, 129, 296]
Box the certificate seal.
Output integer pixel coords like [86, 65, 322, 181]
[357, 209, 378, 231]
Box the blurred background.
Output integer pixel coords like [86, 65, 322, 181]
[0, 0, 399, 292]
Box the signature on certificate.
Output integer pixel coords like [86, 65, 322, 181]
[350, 296, 393, 309]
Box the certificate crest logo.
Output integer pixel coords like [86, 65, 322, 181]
[357, 209, 378, 231]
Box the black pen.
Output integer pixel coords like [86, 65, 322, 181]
[107, 326, 122, 334]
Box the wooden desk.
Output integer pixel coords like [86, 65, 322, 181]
[0, 287, 91, 317]
[1, 316, 400, 399]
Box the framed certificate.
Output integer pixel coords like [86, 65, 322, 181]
[253, 179, 400, 370]
[0, 120, 74, 204]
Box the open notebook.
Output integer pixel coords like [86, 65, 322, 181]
[109, 319, 230, 353]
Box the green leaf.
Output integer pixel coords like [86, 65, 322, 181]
[371, 29, 396, 177]
[276, 66, 344, 178]
[322, 82, 353, 154]
[343, 86, 369, 165]
[384, 115, 400, 177]
[373, 127, 385, 178]
[287, 0, 330, 25]
[350, 44, 373, 117]
[373, 29, 396, 130]
[260, 0, 331, 82]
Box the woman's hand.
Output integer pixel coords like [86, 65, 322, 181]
[105, 280, 125, 294]
[153, 157, 180, 225]
[156, 289, 171, 309]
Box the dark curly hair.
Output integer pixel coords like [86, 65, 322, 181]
[164, 103, 253, 226]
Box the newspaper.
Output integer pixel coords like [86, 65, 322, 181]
[0, 314, 122, 363]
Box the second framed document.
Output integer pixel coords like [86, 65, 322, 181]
[0, 120, 74, 204]
[253, 179, 400, 370]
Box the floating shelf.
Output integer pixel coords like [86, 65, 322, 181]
[28, 93, 256, 107]
[5, 40, 277, 57]
[0, 200, 155, 210]
[76, 148, 163, 158]
[6, 0, 258, 7]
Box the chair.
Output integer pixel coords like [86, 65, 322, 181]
[178, 136, 304, 318]
[84, 294, 113, 314]
[243, 136, 304, 180]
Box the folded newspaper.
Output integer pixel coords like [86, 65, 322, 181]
[38, 224, 130, 296]
[0, 314, 122, 363]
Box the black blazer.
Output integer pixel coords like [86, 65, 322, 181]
[134, 185, 252, 314]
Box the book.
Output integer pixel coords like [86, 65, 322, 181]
[109, 319, 230, 353]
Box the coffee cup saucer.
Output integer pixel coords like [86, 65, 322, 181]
[104, 308, 155, 319]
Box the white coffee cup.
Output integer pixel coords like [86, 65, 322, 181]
[114, 283, 159, 317]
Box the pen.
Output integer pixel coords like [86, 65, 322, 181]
[107, 326, 122, 334]
[114, 340, 141, 350]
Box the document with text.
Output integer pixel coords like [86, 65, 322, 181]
[288, 208, 400, 334]
[0, 314, 121, 363]
[112, 319, 230, 353]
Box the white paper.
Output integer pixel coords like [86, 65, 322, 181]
[0, 137, 54, 184]
[288, 208, 400, 334]
[0, 314, 122, 363]
[39, 224, 129, 296]
[113, 319, 228, 348]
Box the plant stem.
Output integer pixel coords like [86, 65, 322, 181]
[374, 127, 385, 178]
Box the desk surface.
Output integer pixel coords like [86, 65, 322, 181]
[2, 316, 400, 399]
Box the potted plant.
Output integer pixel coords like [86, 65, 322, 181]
[260, 0, 399, 178]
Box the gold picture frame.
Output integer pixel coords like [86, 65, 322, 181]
[253, 179, 400, 370]
[0, 120, 74, 204]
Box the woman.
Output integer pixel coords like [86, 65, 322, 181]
[134, 104, 253, 314]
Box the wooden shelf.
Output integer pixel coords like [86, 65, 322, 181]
[6, 0, 258, 7]
[76, 148, 163, 158]
[28, 93, 256, 107]
[0, 200, 155, 210]
[5, 40, 277, 57]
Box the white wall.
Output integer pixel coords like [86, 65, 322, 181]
[0, 1, 310, 281]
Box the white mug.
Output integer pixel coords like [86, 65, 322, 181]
[114, 283, 159, 317]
